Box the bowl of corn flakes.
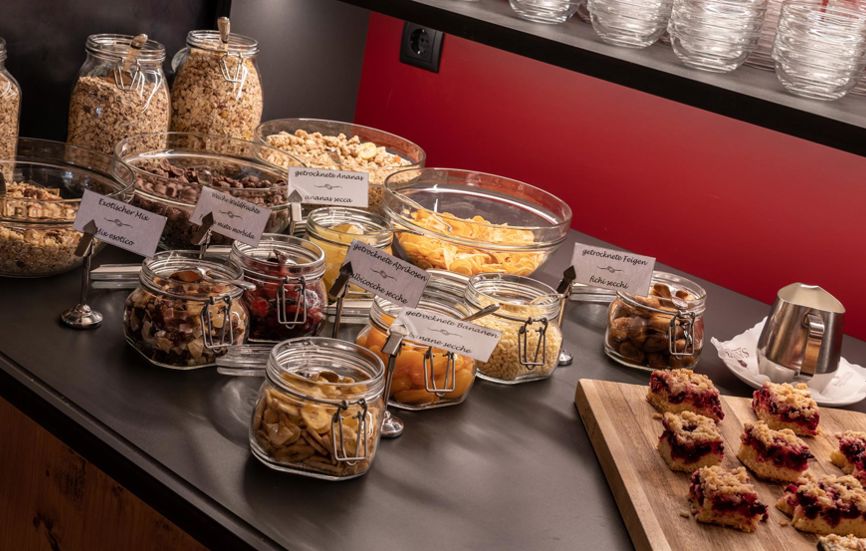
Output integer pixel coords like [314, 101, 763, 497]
[383, 168, 571, 276]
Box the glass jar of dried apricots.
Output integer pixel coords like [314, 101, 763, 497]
[355, 291, 476, 410]
[305, 206, 392, 297]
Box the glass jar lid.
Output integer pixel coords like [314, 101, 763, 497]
[425, 269, 470, 303]
[85, 33, 166, 64]
[616, 271, 707, 314]
[140, 250, 246, 301]
[466, 273, 562, 322]
[231, 234, 325, 282]
[266, 337, 385, 403]
[306, 207, 392, 249]
[186, 29, 259, 56]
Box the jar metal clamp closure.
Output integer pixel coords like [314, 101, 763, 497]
[114, 33, 149, 92]
[216, 17, 249, 85]
[669, 307, 697, 356]
[518, 317, 549, 369]
[331, 397, 371, 463]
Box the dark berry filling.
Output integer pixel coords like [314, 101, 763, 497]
[752, 387, 819, 432]
[649, 372, 724, 420]
[662, 431, 723, 463]
[840, 437, 866, 470]
[743, 432, 812, 471]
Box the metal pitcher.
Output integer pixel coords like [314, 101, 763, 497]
[757, 283, 845, 383]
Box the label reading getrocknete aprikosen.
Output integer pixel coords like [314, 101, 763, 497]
[571, 242, 656, 295]
[343, 240, 429, 307]
[395, 309, 502, 362]
[190, 187, 272, 246]
[74, 189, 167, 257]
[288, 167, 369, 208]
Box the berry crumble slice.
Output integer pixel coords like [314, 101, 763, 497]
[776, 474, 866, 538]
[647, 368, 724, 422]
[688, 465, 768, 533]
[833, 431, 866, 477]
[737, 421, 813, 483]
[658, 411, 724, 472]
[752, 382, 820, 436]
[818, 534, 866, 551]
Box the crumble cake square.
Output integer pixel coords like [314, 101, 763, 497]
[776, 474, 866, 538]
[833, 431, 866, 476]
[647, 368, 724, 422]
[658, 411, 724, 472]
[688, 465, 767, 533]
[752, 382, 820, 436]
[818, 534, 866, 551]
[737, 421, 812, 483]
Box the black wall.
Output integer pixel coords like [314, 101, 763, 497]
[1, 0, 369, 141]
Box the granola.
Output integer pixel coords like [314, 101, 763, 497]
[0, 70, 21, 181]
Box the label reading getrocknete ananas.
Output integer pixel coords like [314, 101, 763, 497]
[343, 240, 429, 307]
[571, 242, 656, 295]
[288, 167, 369, 208]
[395, 309, 502, 362]
[190, 187, 272, 246]
[74, 189, 167, 257]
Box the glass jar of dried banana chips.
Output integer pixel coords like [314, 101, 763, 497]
[249, 337, 387, 480]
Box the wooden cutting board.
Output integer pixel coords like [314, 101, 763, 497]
[575, 378, 866, 551]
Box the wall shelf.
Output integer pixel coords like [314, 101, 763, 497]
[339, 0, 866, 157]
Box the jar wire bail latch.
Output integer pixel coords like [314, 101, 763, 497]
[216, 17, 249, 85]
[331, 398, 370, 463]
[276, 275, 307, 327]
[113, 33, 148, 91]
[669, 310, 697, 357]
[518, 317, 549, 369]
[200, 295, 236, 350]
[422, 348, 456, 395]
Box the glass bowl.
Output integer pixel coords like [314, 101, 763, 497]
[383, 168, 572, 276]
[0, 138, 135, 277]
[115, 132, 305, 250]
[254, 118, 426, 211]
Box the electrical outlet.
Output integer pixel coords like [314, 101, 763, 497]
[399, 23, 444, 73]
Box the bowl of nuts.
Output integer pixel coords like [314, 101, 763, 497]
[115, 132, 305, 250]
[255, 118, 426, 212]
[0, 138, 135, 277]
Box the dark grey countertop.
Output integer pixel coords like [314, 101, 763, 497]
[2, 231, 864, 551]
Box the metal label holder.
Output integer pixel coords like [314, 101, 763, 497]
[555, 266, 576, 366]
[193, 211, 215, 259]
[60, 220, 103, 329]
[380, 325, 408, 438]
[328, 262, 354, 339]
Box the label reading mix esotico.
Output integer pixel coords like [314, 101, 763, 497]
[190, 186, 272, 246]
[570, 242, 656, 295]
[343, 240, 429, 307]
[74, 189, 166, 257]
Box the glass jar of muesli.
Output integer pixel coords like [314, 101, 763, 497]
[249, 337, 387, 480]
[0, 38, 21, 179]
[123, 251, 249, 369]
[67, 34, 170, 155]
[170, 20, 263, 140]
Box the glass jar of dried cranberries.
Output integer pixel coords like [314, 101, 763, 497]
[230, 234, 327, 342]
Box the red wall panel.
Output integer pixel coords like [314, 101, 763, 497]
[355, 13, 866, 340]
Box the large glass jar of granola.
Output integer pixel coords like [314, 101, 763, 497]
[305, 206, 393, 296]
[604, 272, 707, 371]
[249, 337, 387, 480]
[355, 291, 477, 410]
[123, 251, 249, 369]
[230, 234, 328, 343]
[170, 22, 263, 140]
[67, 34, 169, 155]
[0, 38, 21, 179]
[465, 273, 563, 384]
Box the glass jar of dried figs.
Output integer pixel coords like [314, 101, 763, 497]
[123, 251, 249, 369]
[604, 272, 707, 371]
[0, 38, 21, 180]
[465, 273, 563, 384]
[230, 234, 328, 343]
[170, 19, 263, 140]
[249, 337, 387, 480]
[67, 34, 169, 155]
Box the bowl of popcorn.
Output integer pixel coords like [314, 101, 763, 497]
[383, 168, 572, 276]
[254, 118, 426, 211]
[0, 138, 135, 277]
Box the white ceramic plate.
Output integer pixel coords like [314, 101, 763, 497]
[711, 318, 866, 407]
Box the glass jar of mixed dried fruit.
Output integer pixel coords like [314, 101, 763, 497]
[604, 272, 707, 371]
[123, 251, 248, 369]
[465, 273, 563, 385]
[305, 206, 392, 297]
[355, 290, 476, 410]
[230, 234, 327, 343]
[249, 337, 386, 480]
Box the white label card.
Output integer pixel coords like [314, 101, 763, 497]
[190, 187, 271, 246]
[571, 242, 656, 295]
[343, 240, 429, 307]
[74, 190, 166, 257]
[395, 309, 502, 362]
[288, 167, 369, 208]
